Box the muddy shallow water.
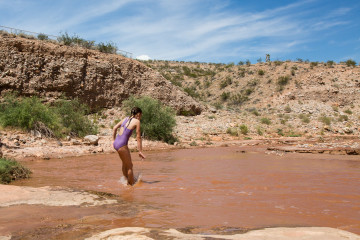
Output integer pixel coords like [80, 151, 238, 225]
[3, 146, 360, 238]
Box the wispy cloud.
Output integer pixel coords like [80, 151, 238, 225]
[0, 0, 358, 62]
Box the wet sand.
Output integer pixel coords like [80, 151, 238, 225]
[1, 146, 360, 239]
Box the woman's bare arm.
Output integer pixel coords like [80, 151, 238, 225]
[136, 121, 146, 159]
[112, 119, 124, 141]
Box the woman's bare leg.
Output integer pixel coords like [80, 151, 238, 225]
[117, 146, 134, 185]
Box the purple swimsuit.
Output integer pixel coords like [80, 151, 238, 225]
[113, 117, 134, 150]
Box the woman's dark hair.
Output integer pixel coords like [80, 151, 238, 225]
[131, 107, 142, 116]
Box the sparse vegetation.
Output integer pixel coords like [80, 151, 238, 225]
[299, 114, 310, 123]
[258, 69, 265, 76]
[97, 41, 117, 53]
[260, 117, 271, 125]
[0, 157, 32, 184]
[37, 33, 49, 40]
[226, 127, 238, 136]
[319, 115, 332, 125]
[284, 105, 292, 113]
[221, 91, 230, 101]
[220, 77, 232, 89]
[326, 60, 335, 67]
[338, 115, 348, 122]
[345, 59, 356, 67]
[344, 109, 353, 115]
[239, 124, 248, 135]
[277, 76, 290, 91]
[310, 62, 318, 68]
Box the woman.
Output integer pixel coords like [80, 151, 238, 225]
[113, 107, 146, 185]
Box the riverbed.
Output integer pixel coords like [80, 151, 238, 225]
[1, 146, 360, 239]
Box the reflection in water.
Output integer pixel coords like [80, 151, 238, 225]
[13, 147, 360, 234]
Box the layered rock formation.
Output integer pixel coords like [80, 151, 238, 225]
[0, 34, 203, 114]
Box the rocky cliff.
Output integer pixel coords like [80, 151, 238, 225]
[0, 34, 203, 114]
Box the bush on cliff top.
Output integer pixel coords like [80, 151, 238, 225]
[0, 158, 32, 184]
[0, 94, 97, 138]
[122, 96, 177, 144]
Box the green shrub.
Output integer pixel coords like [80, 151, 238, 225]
[252, 110, 260, 116]
[53, 99, 97, 137]
[345, 59, 356, 67]
[258, 69, 265, 76]
[122, 96, 177, 144]
[0, 94, 62, 136]
[0, 158, 31, 184]
[0, 94, 98, 138]
[338, 115, 348, 122]
[57, 32, 73, 45]
[277, 76, 290, 86]
[239, 124, 248, 135]
[327, 60, 335, 67]
[37, 33, 49, 40]
[97, 42, 117, 54]
[220, 77, 232, 89]
[246, 60, 251, 66]
[238, 61, 244, 66]
[277, 128, 284, 136]
[291, 69, 296, 76]
[274, 61, 283, 66]
[260, 117, 271, 125]
[226, 127, 238, 136]
[257, 127, 263, 135]
[247, 79, 259, 87]
[344, 109, 353, 115]
[284, 105, 292, 113]
[230, 94, 248, 105]
[299, 114, 310, 123]
[221, 91, 230, 101]
[310, 62, 318, 68]
[319, 115, 331, 125]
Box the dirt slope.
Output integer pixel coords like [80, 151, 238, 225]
[0, 34, 203, 114]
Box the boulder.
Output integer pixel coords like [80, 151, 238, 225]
[84, 135, 99, 146]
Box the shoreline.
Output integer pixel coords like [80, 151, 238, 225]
[1, 129, 359, 161]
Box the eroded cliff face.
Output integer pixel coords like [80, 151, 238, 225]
[0, 35, 203, 114]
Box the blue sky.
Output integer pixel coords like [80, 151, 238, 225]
[0, 0, 359, 63]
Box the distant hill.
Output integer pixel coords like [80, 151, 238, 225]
[141, 59, 360, 136]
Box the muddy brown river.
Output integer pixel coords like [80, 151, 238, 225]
[2, 146, 360, 239]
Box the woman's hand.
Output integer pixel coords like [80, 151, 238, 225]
[139, 151, 146, 160]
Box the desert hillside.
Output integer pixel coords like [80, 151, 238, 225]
[0, 33, 202, 114]
[141, 59, 360, 138]
[0, 31, 359, 155]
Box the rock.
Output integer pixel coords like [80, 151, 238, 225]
[84, 135, 99, 146]
[324, 126, 331, 131]
[343, 127, 353, 134]
[209, 107, 217, 113]
[66, 136, 71, 141]
[30, 130, 42, 139]
[11, 135, 20, 140]
[56, 141, 63, 147]
[71, 139, 81, 145]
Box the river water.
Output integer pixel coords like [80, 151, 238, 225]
[7, 146, 360, 237]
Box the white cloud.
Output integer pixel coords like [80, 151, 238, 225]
[136, 55, 151, 61]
